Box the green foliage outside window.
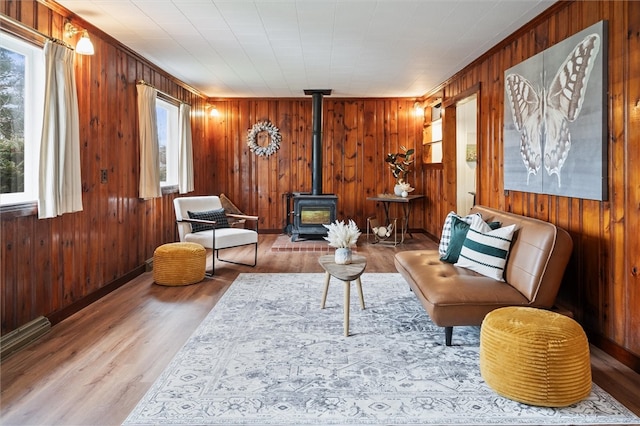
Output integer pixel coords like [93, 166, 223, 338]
[0, 47, 26, 194]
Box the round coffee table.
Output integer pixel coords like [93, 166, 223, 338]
[318, 254, 367, 336]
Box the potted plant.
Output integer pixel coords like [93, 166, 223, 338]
[385, 145, 415, 196]
[323, 219, 361, 264]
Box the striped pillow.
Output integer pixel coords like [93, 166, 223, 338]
[455, 220, 516, 281]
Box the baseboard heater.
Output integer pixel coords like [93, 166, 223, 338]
[1, 316, 51, 361]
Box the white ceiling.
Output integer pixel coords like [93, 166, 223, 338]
[55, 0, 555, 98]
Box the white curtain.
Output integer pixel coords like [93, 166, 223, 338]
[178, 103, 194, 194]
[137, 83, 161, 199]
[38, 40, 83, 219]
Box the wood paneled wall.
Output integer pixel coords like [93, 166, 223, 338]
[0, 2, 425, 334]
[421, 0, 639, 360]
[2, 0, 638, 368]
[0, 1, 213, 334]
[207, 99, 424, 232]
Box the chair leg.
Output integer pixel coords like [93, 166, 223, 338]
[445, 326, 453, 346]
[203, 249, 215, 277]
[215, 243, 258, 268]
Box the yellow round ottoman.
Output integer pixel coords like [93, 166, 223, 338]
[153, 242, 206, 286]
[480, 306, 591, 407]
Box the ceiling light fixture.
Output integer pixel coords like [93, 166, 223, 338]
[64, 21, 95, 55]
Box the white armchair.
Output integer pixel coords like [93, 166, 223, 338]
[173, 196, 258, 276]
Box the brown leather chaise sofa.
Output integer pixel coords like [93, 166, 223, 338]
[394, 205, 573, 346]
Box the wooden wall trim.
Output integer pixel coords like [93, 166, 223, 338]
[587, 331, 640, 374]
[46, 265, 146, 326]
[442, 83, 481, 108]
[208, 96, 421, 102]
[0, 203, 38, 220]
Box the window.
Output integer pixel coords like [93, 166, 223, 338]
[0, 33, 44, 205]
[156, 97, 179, 188]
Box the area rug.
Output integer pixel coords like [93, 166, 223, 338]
[124, 273, 639, 425]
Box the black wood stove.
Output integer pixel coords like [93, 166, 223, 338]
[291, 193, 338, 241]
[290, 89, 337, 242]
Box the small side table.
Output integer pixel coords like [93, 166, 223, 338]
[366, 194, 424, 243]
[318, 254, 367, 336]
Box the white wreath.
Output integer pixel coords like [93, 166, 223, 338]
[247, 121, 282, 157]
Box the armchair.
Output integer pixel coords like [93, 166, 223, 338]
[173, 196, 258, 276]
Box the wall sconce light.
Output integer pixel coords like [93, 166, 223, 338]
[413, 101, 425, 117]
[209, 105, 220, 117]
[64, 21, 95, 55]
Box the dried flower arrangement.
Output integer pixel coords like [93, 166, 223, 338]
[323, 219, 361, 248]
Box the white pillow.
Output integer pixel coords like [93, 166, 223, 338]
[438, 211, 482, 256]
[455, 219, 516, 282]
[468, 214, 492, 233]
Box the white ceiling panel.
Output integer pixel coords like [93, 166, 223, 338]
[55, 0, 555, 97]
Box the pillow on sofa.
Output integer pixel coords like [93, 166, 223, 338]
[440, 216, 501, 263]
[438, 211, 482, 256]
[188, 208, 229, 233]
[455, 218, 516, 281]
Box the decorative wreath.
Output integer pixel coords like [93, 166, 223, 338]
[247, 121, 282, 157]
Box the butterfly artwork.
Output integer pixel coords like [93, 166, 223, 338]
[503, 21, 607, 201]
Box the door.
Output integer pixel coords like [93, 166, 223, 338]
[456, 95, 477, 215]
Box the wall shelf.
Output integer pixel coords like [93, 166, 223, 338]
[423, 116, 442, 164]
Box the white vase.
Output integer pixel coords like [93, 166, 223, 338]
[394, 184, 404, 196]
[334, 247, 352, 265]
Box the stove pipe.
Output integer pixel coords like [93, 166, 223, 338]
[305, 89, 332, 195]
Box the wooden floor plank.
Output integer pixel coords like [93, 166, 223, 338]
[1, 234, 638, 425]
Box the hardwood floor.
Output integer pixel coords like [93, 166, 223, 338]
[1, 234, 639, 425]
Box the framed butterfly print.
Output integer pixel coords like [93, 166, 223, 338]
[503, 20, 608, 200]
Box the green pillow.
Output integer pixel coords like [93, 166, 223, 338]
[440, 216, 500, 264]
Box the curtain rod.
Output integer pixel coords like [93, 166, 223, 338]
[137, 80, 184, 105]
[0, 14, 73, 50]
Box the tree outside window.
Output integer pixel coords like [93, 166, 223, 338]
[0, 34, 44, 205]
[0, 47, 25, 194]
[156, 97, 178, 187]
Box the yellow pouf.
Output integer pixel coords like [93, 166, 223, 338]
[480, 306, 591, 407]
[153, 242, 206, 286]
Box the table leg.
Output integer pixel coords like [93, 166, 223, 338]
[395, 203, 413, 243]
[356, 277, 365, 309]
[382, 202, 391, 225]
[320, 272, 330, 309]
[403, 203, 414, 238]
[344, 280, 350, 337]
